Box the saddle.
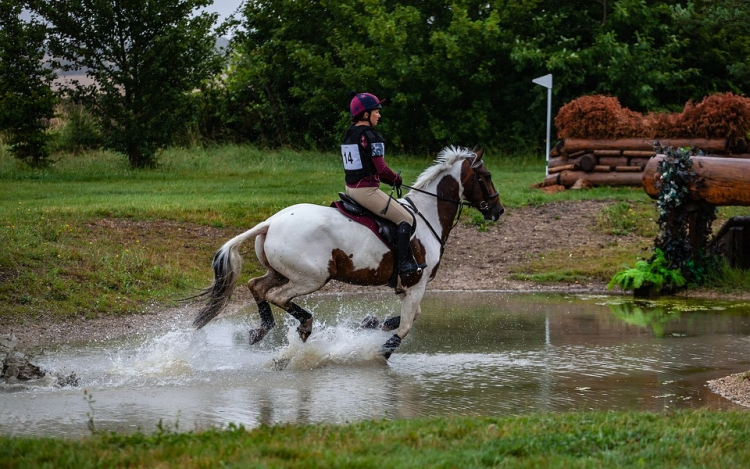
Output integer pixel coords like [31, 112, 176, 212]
[331, 192, 415, 249]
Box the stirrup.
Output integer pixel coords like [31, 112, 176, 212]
[399, 260, 425, 276]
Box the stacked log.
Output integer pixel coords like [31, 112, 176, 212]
[543, 138, 750, 188]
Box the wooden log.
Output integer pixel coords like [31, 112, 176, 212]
[628, 157, 651, 169]
[542, 173, 560, 186]
[561, 138, 728, 154]
[642, 155, 750, 206]
[593, 150, 622, 157]
[593, 165, 614, 172]
[615, 166, 643, 172]
[598, 156, 628, 167]
[549, 164, 575, 173]
[578, 153, 597, 172]
[622, 150, 655, 157]
[558, 170, 644, 187]
[719, 153, 750, 159]
[565, 149, 586, 159]
[548, 156, 566, 168]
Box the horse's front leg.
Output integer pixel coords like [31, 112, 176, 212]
[287, 303, 313, 342]
[381, 288, 424, 359]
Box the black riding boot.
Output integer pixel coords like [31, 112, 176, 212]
[396, 222, 424, 275]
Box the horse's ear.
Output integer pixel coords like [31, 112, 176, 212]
[472, 147, 485, 168]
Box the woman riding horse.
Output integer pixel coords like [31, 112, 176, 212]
[342, 92, 424, 276]
[192, 146, 504, 358]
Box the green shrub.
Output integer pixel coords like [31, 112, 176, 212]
[608, 248, 686, 292]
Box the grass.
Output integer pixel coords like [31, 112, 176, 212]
[2, 144, 750, 321]
[2, 410, 749, 467]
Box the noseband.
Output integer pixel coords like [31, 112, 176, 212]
[465, 160, 500, 213]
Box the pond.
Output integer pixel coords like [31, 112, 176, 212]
[2, 292, 749, 438]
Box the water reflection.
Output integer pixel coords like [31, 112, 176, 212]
[1, 292, 749, 437]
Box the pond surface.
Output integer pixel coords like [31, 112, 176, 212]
[2, 292, 750, 437]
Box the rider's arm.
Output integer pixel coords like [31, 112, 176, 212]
[372, 157, 402, 186]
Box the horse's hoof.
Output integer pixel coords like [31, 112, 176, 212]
[381, 316, 401, 332]
[248, 327, 268, 345]
[360, 315, 381, 329]
[297, 317, 313, 342]
[380, 334, 402, 359]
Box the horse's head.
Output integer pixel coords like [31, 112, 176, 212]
[461, 148, 504, 221]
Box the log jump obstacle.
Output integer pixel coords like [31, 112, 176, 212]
[543, 138, 749, 189]
[642, 155, 750, 268]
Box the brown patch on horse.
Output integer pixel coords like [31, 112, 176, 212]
[460, 158, 483, 207]
[328, 248, 394, 286]
[436, 175, 461, 238]
[247, 269, 288, 299]
[428, 259, 441, 281]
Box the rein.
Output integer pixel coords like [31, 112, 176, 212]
[397, 157, 499, 248]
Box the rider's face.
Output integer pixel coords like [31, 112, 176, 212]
[369, 109, 381, 126]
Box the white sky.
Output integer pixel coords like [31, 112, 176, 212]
[198, 0, 245, 28]
[22, 1, 246, 30]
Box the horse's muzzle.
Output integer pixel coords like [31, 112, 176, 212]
[484, 205, 504, 221]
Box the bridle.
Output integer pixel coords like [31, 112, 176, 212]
[400, 157, 499, 248]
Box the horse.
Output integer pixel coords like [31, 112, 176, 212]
[192, 146, 504, 358]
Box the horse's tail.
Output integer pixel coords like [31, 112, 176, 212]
[192, 222, 270, 329]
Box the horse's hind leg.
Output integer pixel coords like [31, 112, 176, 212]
[247, 270, 288, 345]
[360, 315, 401, 331]
[265, 278, 326, 342]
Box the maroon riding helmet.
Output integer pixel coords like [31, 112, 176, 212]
[349, 92, 384, 118]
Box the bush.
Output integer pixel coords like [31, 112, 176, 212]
[48, 102, 103, 154]
[679, 92, 750, 144]
[554, 95, 646, 139]
[556, 93, 750, 141]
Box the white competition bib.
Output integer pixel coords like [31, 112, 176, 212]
[341, 144, 362, 170]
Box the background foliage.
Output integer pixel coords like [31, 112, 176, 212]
[28, 0, 223, 168]
[0, 0, 56, 166]
[2, 0, 750, 163]
[214, 0, 750, 156]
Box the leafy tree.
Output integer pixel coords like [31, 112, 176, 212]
[219, 0, 750, 154]
[227, 0, 546, 153]
[673, 0, 750, 97]
[29, 0, 224, 168]
[0, 0, 57, 166]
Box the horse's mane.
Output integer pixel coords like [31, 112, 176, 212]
[411, 146, 473, 190]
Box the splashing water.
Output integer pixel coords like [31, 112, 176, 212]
[270, 318, 391, 370]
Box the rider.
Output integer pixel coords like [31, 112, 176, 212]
[341, 91, 424, 276]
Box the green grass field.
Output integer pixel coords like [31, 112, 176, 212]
[2, 411, 749, 468]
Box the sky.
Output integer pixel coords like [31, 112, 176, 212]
[198, 0, 245, 31]
[22, 1, 246, 33]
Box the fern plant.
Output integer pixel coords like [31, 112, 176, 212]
[608, 249, 686, 293]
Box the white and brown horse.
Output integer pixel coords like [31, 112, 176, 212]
[192, 146, 504, 357]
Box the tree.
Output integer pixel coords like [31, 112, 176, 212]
[220, 0, 750, 155]
[29, 0, 223, 168]
[0, 0, 57, 166]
